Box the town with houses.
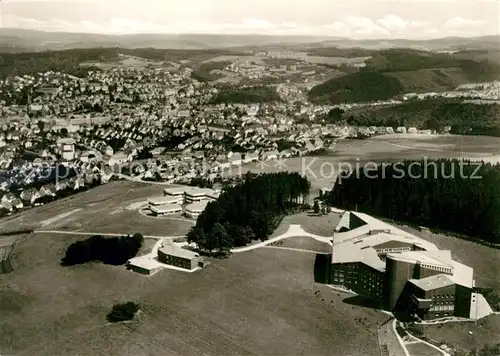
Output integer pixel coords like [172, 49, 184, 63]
[0, 59, 498, 218]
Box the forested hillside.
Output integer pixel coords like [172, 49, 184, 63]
[307, 71, 405, 104]
[322, 159, 500, 245]
[308, 49, 500, 104]
[0, 48, 120, 78]
[344, 100, 500, 136]
[0, 47, 234, 79]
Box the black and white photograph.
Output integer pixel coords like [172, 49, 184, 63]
[0, 0, 499, 355]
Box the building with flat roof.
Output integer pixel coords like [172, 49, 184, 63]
[163, 185, 220, 204]
[148, 195, 183, 206]
[329, 211, 475, 320]
[149, 203, 182, 216]
[157, 240, 205, 270]
[126, 256, 163, 276]
[184, 200, 209, 219]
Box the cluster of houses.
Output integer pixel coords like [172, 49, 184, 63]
[0, 171, 97, 214]
[2, 59, 489, 217]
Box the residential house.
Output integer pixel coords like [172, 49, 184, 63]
[20, 188, 41, 205]
[56, 137, 76, 161]
[228, 152, 242, 166]
[243, 152, 259, 164]
[261, 150, 279, 161]
[11, 198, 23, 210]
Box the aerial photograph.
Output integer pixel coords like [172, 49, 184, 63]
[0, 0, 499, 355]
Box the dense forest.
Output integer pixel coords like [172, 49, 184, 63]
[187, 172, 310, 255]
[210, 85, 281, 104]
[61, 233, 144, 266]
[190, 60, 231, 82]
[307, 72, 405, 104]
[363, 49, 459, 72]
[343, 100, 500, 136]
[0, 47, 235, 79]
[322, 159, 500, 245]
[0, 48, 120, 79]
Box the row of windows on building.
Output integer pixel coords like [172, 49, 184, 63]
[429, 305, 454, 312]
[419, 263, 453, 274]
[376, 247, 411, 254]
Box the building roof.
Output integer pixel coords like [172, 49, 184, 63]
[163, 186, 186, 196]
[387, 250, 453, 270]
[148, 196, 180, 205]
[159, 243, 200, 260]
[127, 256, 162, 270]
[409, 274, 455, 292]
[184, 187, 218, 197]
[332, 212, 440, 272]
[185, 200, 209, 213]
[388, 250, 474, 289]
[150, 203, 182, 214]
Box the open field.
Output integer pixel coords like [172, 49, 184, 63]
[80, 54, 171, 70]
[0, 231, 387, 356]
[228, 135, 500, 195]
[421, 315, 500, 353]
[202, 53, 370, 66]
[406, 342, 442, 356]
[0, 181, 193, 237]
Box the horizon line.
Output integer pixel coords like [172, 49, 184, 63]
[0, 27, 498, 42]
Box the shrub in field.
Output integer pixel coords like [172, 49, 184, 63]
[61, 233, 144, 266]
[106, 302, 140, 323]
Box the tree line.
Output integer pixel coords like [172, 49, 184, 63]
[307, 72, 405, 105]
[0, 48, 120, 79]
[334, 99, 500, 137]
[187, 172, 310, 255]
[322, 159, 500, 244]
[61, 233, 144, 266]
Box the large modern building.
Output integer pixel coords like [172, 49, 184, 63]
[329, 211, 475, 320]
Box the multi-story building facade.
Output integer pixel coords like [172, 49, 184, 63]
[329, 211, 475, 320]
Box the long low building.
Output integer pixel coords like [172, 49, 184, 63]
[184, 200, 210, 219]
[330, 211, 475, 321]
[150, 203, 182, 216]
[157, 240, 206, 270]
[126, 256, 163, 276]
[148, 195, 183, 206]
[163, 185, 220, 204]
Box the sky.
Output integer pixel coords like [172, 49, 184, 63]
[0, 0, 498, 39]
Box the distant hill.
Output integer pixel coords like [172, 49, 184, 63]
[308, 48, 500, 103]
[345, 99, 500, 137]
[307, 72, 405, 104]
[0, 28, 334, 52]
[0, 28, 497, 53]
[0, 47, 240, 79]
[0, 48, 121, 79]
[309, 35, 500, 52]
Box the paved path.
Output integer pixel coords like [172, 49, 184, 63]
[34, 230, 185, 240]
[377, 319, 409, 356]
[263, 246, 330, 254]
[231, 224, 332, 253]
